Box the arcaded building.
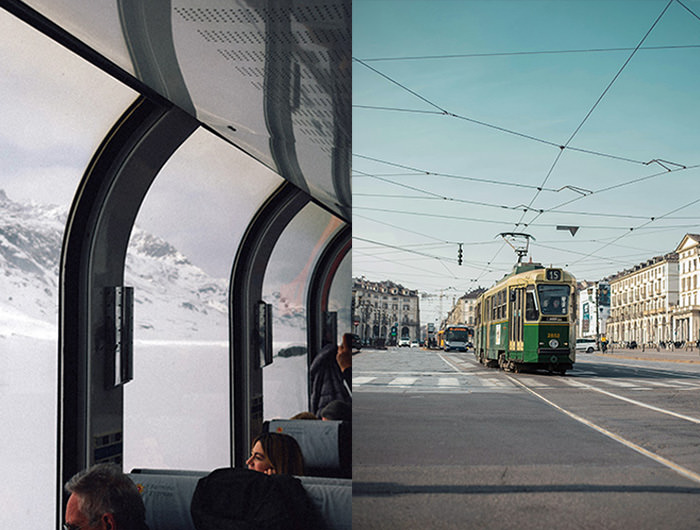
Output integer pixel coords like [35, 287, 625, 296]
[352, 277, 420, 345]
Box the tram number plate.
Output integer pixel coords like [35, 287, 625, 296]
[546, 268, 562, 281]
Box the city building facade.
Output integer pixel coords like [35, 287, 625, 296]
[673, 234, 700, 343]
[445, 288, 485, 327]
[607, 252, 678, 346]
[576, 280, 610, 340]
[352, 277, 420, 346]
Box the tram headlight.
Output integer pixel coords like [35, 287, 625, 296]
[549, 338, 559, 349]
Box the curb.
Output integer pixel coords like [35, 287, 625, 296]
[593, 352, 700, 365]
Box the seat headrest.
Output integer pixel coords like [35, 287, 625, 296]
[265, 419, 350, 477]
[128, 472, 202, 530]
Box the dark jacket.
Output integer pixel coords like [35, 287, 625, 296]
[309, 344, 351, 417]
[191, 468, 325, 530]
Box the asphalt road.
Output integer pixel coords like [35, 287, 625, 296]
[353, 347, 700, 529]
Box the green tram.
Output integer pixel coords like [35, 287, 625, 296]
[474, 262, 577, 375]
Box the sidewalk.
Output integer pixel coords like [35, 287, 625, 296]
[594, 347, 700, 364]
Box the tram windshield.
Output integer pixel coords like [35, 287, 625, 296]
[537, 285, 570, 315]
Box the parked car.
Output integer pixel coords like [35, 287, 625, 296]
[398, 337, 410, 347]
[410, 341, 419, 348]
[575, 338, 598, 353]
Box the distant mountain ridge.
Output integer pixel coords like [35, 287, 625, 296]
[0, 190, 229, 340]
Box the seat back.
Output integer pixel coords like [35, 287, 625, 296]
[264, 419, 351, 478]
[128, 469, 351, 530]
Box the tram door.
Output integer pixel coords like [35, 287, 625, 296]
[509, 287, 525, 353]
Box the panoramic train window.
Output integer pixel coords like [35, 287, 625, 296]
[0, 10, 137, 528]
[262, 203, 344, 419]
[123, 127, 282, 471]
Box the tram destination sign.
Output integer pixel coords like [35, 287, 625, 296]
[545, 268, 562, 281]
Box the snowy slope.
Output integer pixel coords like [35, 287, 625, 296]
[0, 190, 229, 341]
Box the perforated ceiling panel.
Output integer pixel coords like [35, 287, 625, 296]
[18, 0, 350, 219]
[170, 1, 350, 219]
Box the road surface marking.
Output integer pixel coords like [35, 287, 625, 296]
[389, 377, 417, 386]
[590, 377, 638, 388]
[353, 376, 376, 385]
[481, 378, 509, 387]
[438, 377, 460, 387]
[645, 380, 676, 387]
[523, 376, 700, 424]
[507, 375, 700, 486]
[561, 378, 589, 387]
[518, 377, 549, 387]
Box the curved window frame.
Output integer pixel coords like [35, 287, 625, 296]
[229, 181, 310, 467]
[307, 224, 351, 364]
[59, 97, 198, 519]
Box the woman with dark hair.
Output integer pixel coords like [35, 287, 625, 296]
[246, 432, 305, 476]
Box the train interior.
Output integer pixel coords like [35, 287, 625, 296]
[0, 0, 350, 528]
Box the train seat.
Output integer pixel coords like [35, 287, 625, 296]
[128, 469, 351, 530]
[263, 419, 351, 478]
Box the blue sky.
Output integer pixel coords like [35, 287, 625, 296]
[353, 0, 700, 322]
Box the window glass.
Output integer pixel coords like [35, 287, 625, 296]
[328, 251, 352, 344]
[538, 285, 571, 316]
[262, 204, 344, 420]
[0, 11, 136, 528]
[123, 127, 282, 471]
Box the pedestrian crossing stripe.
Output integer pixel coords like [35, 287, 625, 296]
[389, 377, 418, 386]
[590, 377, 638, 388]
[352, 374, 700, 391]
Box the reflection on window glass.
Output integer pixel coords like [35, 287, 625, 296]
[328, 251, 351, 344]
[262, 204, 343, 420]
[0, 11, 136, 528]
[123, 127, 282, 471]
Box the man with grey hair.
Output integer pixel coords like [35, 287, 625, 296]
[64, 463, 149, 530]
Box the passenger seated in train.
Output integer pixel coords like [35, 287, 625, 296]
[319, 400, 351, 422]
[65, 463, 149, 530]
[290, 411, 319, 420]
[310, 333, 352, 416]
[247, 432, 305, 475]
[191, 468, 325, 530]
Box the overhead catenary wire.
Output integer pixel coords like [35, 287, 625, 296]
[570, 194, 700, 266]
[353, 154, 561, 191]
[353, 0, 700, 290]
[356, 159, 700, 221]
[353, 104, 647, 165]
[357, 44, 700, 62]
[514, 0, 676, 231]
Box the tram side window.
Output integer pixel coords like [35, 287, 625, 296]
[525, 287, 539, 321]
[496, 290, 506, 319]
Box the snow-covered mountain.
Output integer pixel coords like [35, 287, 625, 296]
[0, 190, 65, 338]
[0, 189, 229, 341]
